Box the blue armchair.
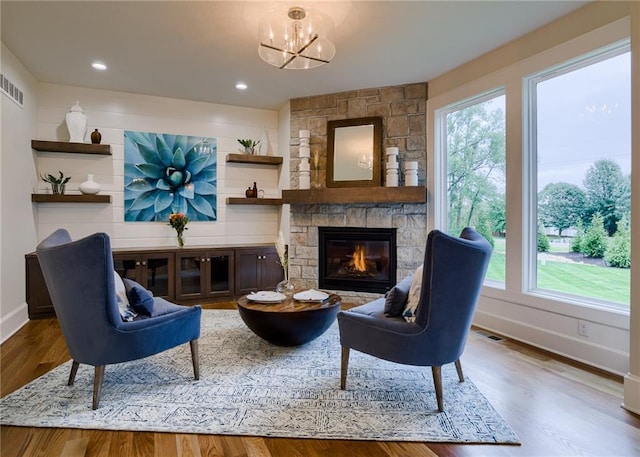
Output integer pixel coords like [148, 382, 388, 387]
[36, 229, 201, 409]
[337, 227, 492, 412]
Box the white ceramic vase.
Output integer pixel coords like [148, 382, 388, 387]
[66, 101, 87, 143]
[79, 174, 101, 195]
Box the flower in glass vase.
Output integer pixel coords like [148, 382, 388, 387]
[168, 212, 189, 247]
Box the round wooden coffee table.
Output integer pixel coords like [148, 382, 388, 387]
[237, 294, 342, 346]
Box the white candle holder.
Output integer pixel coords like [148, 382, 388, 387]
[299, 131, 311, 189]
[404, 161, 419, 186]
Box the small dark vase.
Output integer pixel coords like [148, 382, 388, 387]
[90, 129, 102, 144]
[245, 182, 258, 198]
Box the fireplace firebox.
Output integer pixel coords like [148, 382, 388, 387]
[318, 227, 396, 294]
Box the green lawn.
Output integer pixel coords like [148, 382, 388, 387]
[485, 239, 630, 306]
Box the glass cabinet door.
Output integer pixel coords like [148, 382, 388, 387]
[143, 254, 173, 298]
[176, 253, 205, 299]
[113, 252, 174, 299]
[208, 250, 234, 297]
[113, 256, 139, 282]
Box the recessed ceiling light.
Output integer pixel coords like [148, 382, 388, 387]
[92, 62, 107, 71]
[235, 82, 248, 90]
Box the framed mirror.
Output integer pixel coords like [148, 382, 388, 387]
[326, 117, 382, 188]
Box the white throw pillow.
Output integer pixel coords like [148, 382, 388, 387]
[114, 271, 137, 321]
[402, 264, 423, 323]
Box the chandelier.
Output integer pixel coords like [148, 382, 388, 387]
[258, 6, 336, 70]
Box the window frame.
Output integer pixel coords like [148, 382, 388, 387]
[523, 40, 631, 311]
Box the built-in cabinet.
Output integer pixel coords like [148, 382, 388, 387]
[25, 244, 279, 319]
[175, 249, 235, 301]
[25, 255, 56, 319]
[113, 252, 175, 299]
[234, 247, 284, 296]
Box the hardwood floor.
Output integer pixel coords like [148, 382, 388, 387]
[2, 301, 639, 456]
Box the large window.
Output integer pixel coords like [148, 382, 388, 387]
[528, 44, 631, 307]
[441, 92, 506, 285]
[428, 16, 633, 374]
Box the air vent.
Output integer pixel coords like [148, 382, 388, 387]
[475, 330, 504, 342]
[0, 73, 24, 108]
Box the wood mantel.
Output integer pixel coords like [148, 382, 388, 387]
[282, 186, 426, 205]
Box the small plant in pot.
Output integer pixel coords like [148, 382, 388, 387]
[237, 139, 261, 155]
[41, 171, 71, 195]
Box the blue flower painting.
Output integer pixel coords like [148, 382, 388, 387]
[124, 131, 217, 222]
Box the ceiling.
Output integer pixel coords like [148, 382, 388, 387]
[1, 1, 591, 111]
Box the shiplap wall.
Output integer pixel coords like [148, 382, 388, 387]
[34, 83, 283, 249]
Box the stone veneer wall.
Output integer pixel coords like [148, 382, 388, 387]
[288, 83, 428, 304]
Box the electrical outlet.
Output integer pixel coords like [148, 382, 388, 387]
[578, 320, 590, 337]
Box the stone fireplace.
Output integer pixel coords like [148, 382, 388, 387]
[287, 82, 428, 304]
[288, 203, 426, 304]
[318, 227, 396, 294]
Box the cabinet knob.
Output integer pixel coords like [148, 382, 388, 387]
[135, 261, 141, 266]
[142, 261, 147, 266]
[206, 258, 210, 262]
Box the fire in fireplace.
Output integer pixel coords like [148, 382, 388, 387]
[318, 227, 397, 293]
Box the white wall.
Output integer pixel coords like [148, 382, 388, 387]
[34, 83, 282, 249]
[1, 42, 39, 341]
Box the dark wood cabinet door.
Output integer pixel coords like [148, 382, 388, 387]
[25, 254, 55, 318]
[113, 255, 141, 283]
[261, 249, 284, 291]
[141, 253, 174, 298]
[235, 247, 283, 295]
[207, 250, 235, 299]
[175, 252, 207, 301]
[235, 249, 262, 296]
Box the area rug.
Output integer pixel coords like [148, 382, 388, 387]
[0, 310, 519, 443]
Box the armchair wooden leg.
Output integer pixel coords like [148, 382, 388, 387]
[455, 359, 464, 382]
[92, 365, 105, 410]
[68, 360, 80, 386]
[340, 346, 350, 390]
[190, 339, 200, 380]
[431, 366, 444, 412]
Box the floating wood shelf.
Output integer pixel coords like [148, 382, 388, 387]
[226, 154, 283, 166]
[282, 186, 427, 205]
[226, 197, 282, 206]
[31, 140, 112, 155]
[32, 194, 112, 203]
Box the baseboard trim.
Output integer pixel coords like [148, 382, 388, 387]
[1, 303, 28, 344]
[473, 308, 628, 376]
[623, 373, 640, 415]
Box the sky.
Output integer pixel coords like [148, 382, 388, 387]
[536, 50, 631, 190]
